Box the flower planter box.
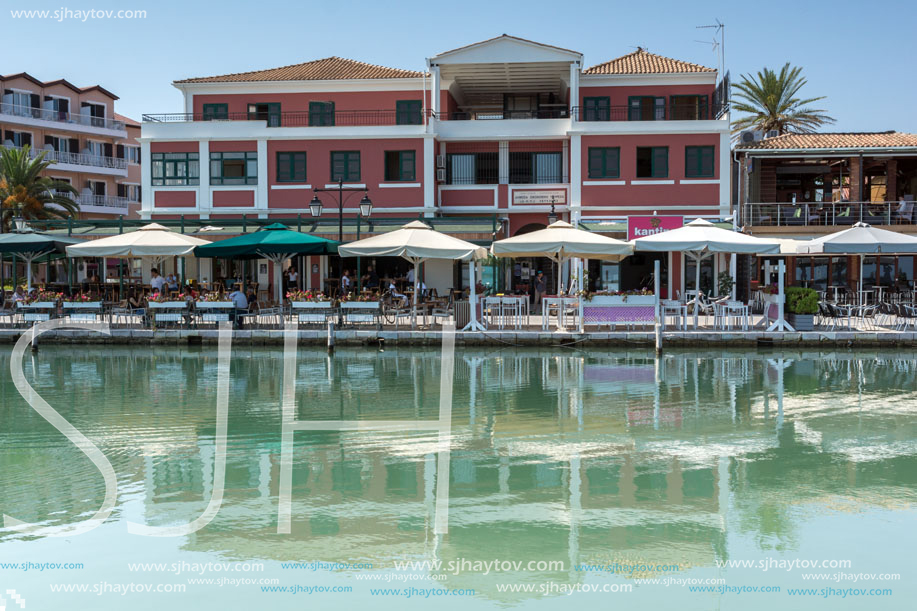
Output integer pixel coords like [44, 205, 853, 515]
[581, 294, 657, 327]
[149, 301, 188, 309]
[341, 301, 380, 309]
[17, 302, 57, 309]
[787, 313, 814, 331]
[291, 301, 334, 309]
[63, 302, 103, 309]
[341, 301, 380, 326]
[586, 295, 656, 306]
[195, 301, 234, 308]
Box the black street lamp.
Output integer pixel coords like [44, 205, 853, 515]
[547, 195, 559, 225]
[309, 177, 373, 295]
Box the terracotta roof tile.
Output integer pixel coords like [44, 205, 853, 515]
[584, 48, 715, 75]
[738, 131, 917, 150]
[115, 113, 140, 127]
[175, 57, 424, 84]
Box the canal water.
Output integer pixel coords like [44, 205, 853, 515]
[0, 345, 915, 610]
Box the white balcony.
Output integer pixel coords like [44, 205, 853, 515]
[0, 102, 127, 138]
[5, 145, 128, 177]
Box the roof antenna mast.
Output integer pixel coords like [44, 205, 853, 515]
[695, 19, 725, 75]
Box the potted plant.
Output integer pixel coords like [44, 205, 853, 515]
[717, 271, 734, 298]
[785, 286, 818, 331]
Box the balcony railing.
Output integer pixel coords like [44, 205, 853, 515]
[434, 109, 570, 121]
[66, 194, 131, 210]
[571, 104, 728, 122]
[142, 110, 426, 127]
[0, 102, 126, 131]
[741, 202, 916, 227]
[7, 145, 128, 170]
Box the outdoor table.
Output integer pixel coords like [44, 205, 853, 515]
[194, 301, 236, 326]
[828, 286, 845, 302]
[542, 296, 579, 331]
[661, 299, 687, 330]
[62, 301, 104, 322]
[858, 289, 874, 305]
[484, 296, 528, 330]
[148, 301, 190, 328]
[834, 304, 858, 329]
[715, 301, 749, 330]
[340, 301, 381, 329]
[872, 285, 886, 303]
[15, 302, 57, 325]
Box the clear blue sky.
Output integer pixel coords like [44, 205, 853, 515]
[4, 0, 914, 133]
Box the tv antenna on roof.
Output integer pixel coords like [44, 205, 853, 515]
[696, 19, 725, 75]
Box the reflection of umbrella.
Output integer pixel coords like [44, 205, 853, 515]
[193, 223, 338, 302]
[338, 221, 486, 329]
[797, 222, 917, 299]
[0, 231, 86, 291]
[491, 220, 632, 294]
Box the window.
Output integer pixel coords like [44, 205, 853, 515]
[43, 96, 69, 120]
[309, 101, 335, 126]
[628, 96, 666, 121]
[330, 151, 360, 182]
[247, 103, 281, 127]
[587, 147, 620, 179]
[583, 96, 610, 121]
[210, 151, 258, 185]
[81, 102, 106, 127]
[151, 152, 200, 186]
[124, 145, 141, 164]
[384, 151, 415, 181]
[446, 153, 498, 185]
[685, 146, 715, 178]
[276, 151, 307, 183]
[636, 147, 668, 178]
[3, 130, 32, 148]
[118, 184, 141, 202]
[44, 135, 79, 154]
[202, 103, 228, 121]
[508, 152, 562, 184]
[396, 100, 422, 125]
[671, 95, 708, 120]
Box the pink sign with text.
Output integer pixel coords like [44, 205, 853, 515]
[627, 216, 684, 241]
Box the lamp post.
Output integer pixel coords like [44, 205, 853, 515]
[547, 195, 559, 225]
[309, 178, 373, 295]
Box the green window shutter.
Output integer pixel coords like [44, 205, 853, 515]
[607, 148, 620, 178]
[396, 100, 422, 125]
[685, 147, 699, 177]
[401, 151, 415, 180]
[348, 151, 360, 181]
[652, 147, 668, 178]
[701, 146, 714, 176]
[584, 97, 610, 121]
[587, 148, 601, 178]
[310, 102, 334, 126]
[277, 152, 290, 182]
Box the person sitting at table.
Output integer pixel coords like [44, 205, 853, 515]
[166, 273, 179, 291]
[361, 265, 380, 289]
[228, 286, 248, 311]
[127, 289, 146, 314]
[12, 286, 26, 302]
[387, 280, 408, 308]
[245, 287, 258, 310]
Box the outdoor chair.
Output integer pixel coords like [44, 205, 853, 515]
[860, 305, 878, 330]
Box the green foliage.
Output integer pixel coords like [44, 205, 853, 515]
[717, 271, 734, 296]
[731, 63, 835, 135]
[0, 145, 79, 231]
[785, 286, 818, 314]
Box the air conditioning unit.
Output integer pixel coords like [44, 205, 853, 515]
[436, 168, 446, 182]
[740, 130, 764, 144]
[436, 155, 446, 169]
[765, 130, 780, 139]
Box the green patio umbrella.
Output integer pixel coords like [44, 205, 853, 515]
[192, 223, 338, 302]
[0, 231, 86, 291]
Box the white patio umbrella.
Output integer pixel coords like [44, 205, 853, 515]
[337, 221, 487, 329]
[66, 223, 209, 290]
[797, 222, 917, 301]
[491, 220, 633, 294]
[634, 218, 781, 326]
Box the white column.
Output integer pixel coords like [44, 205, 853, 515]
[719, 129, 731, 218]
[498, 141, 509, 185]
[198, 140, 210, 220]
[140, 139, 152, 219]
[423, 136, 435, 218]
[569, 61, 580, 121]
[257, 139, 269, 218]
[431, 65, 441, 117]
[569, 134, 582, 223]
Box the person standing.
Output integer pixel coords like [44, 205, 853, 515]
[288, 265, 299, 292]
[533, 270, 547, 314]
[150, 268, 166, 293]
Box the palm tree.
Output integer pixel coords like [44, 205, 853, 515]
[731, 63, 835, 135]
[0, 145, 79, 231]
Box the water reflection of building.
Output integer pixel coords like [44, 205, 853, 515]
[2, 347, 916, 601]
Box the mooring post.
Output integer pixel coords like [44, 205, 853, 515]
[327, 320, 335, 354]
[654, 259, 662, 355]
